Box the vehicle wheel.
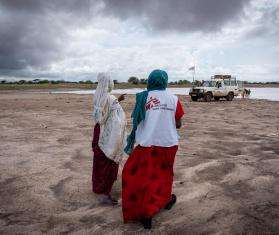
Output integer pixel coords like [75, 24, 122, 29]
[226, 92, 234, 101]
[214, 97, 220, 101]
[204, 92, 212, 102]
[191, 96, 198, 101]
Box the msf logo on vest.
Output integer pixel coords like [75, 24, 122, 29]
[145, 97, 160, 110]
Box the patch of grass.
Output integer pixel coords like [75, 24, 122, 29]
[0, 83, 96, 90]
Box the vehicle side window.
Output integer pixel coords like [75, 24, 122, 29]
[230, 80, 236, 86]
[224, 79, 230, 86]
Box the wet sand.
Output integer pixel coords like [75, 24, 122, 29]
[0, 91, 279, 234]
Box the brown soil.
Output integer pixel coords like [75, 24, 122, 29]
[0, 91, 279, 234]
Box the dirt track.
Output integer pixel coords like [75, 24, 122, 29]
[0, 91, 279, 234]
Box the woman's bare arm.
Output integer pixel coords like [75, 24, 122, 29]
[176, 119, 182, 129]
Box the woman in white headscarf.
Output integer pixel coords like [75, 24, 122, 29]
[92, 73, 126, 205]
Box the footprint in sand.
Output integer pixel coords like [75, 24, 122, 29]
[49, 176, 73, 199]
[57, 136, 72, 145]
[193, 162, 236, 183]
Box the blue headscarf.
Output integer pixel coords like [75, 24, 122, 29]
[124, 69, 168, 154]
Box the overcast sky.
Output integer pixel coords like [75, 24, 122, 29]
[0, 0, 278, 82]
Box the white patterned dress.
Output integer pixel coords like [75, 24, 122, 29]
[97, 95, 127, 163]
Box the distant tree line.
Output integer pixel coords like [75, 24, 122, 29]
[0, 79, 122, 85]
[169, 80, 191, 85]
[127, 77, 147, 85]
[0, 79, 97, 84]
[127, 77, 191, 85]
[1, 78, 278, 85]
[243, 81, 279, 85]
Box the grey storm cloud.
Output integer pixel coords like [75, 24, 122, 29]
[1, 0, 276, 80]
[0, 0, 91, 71]
[245, 4, 279, 39]
[101, 0, 251, 32]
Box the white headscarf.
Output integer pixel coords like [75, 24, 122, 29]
[92, 73, 114, 124]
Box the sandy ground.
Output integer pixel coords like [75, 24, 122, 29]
[0, 91, 279, 234]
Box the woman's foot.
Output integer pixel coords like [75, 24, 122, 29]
[140, 217, 152, 229]
[99, 194, 118, 205]
[107, 194, 118, 205]
[164, 194, 177, 210]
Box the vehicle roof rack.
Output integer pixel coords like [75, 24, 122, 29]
[211, 75, 232, 79]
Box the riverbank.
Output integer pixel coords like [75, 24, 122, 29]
[1, 82, 279, 91]
[0, 92, 279, 234]
[0, 83, 190, 91]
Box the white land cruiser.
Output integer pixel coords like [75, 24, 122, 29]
[189, 75, 240, 102]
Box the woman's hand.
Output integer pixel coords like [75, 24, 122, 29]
[118, 94, 126, 102]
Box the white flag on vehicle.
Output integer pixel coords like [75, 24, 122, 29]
[188, 66, 195, 71]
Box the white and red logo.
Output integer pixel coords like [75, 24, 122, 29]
[145, 97, 160, 110]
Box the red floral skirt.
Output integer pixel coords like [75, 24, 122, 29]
[122, 145, 178, 222]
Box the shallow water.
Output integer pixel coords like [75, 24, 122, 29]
[248, 88, 279, 101]
[52, 87, 279, 101]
